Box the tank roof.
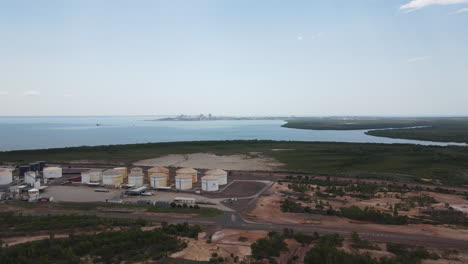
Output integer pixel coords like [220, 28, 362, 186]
[103, 169, 122, 175]
[176, 168, 198, 173]
[205, 169, 227, 175]
[148, 167, 169, 173]
[44, 167, 61, 171]
[129, 172, 144, 177]
[202, 175, 218, 180]
[175, 175, 193, 179]
[88, 169, 104, 173]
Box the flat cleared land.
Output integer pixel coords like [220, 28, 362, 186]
[133, 153, 283, 171]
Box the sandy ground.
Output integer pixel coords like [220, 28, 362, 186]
[133, 153, 284, 171]
[171, 228, 268, 262]
[247, 183, 468, 243]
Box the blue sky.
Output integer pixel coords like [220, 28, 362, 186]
[0, 0, 467, 116]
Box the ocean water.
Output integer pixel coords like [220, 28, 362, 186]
[0, 116, 465, 151]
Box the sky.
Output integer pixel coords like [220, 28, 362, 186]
[0, 0, 467, 116]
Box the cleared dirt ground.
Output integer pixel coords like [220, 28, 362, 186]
[133, 153, 284, 171]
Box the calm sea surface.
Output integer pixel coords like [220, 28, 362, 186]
[0, 116, 465, 151]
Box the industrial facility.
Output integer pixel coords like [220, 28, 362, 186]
[102, 169, 124, 187]
[43, 167, 62, 179]
[128, 169, 144, 187]
[201, 175, 219, 192]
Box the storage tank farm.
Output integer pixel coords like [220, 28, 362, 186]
[128, 168, 144, 187]
[204, 169, 228, 185]
[81, 170, 91, 184]
[175, 175, 193, 190]
[176, 168, 198, 184]
[0, 168, 14, 185]
[102, 169, 123, 187]
[43, 167, 62, 179]
[201, 175, 219, 192]
[148, 167, 169, 188]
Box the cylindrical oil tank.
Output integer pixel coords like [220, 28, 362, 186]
[150, 174, 167, 188]
[205, 169, 228, 185]
[81, 171, 91, 184]
[130, 167, 143, 174]
[175, 175, 192, 190]
[128, 171, 144, 187]
[148, 167, 169, 181]
[89, 169, 103, 183]
[37, 161, 46, 171]
[176, 168, 198, 184]
[43, 167, 62, 179]
[19, 165, 30, 176]
[114, 167, 128, 180]
[201, 175, 219, 192]
[24, 171, 36, 186]
[0, 169, 13, 185]
[102, 169, 123, 187]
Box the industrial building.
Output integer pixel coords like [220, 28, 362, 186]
[24, 171, 36, 186]
[43, 167, 62, 179]
[82, 169, 103, 184]
[175, 175, 193, 190]
[205, 169, 228, 185]
[176, 168, 198, 183]
[102, 169, 123, 187]
[128, 170, 144, 187]
[201, 175, 219, 192]
[0, 168, 13, 185]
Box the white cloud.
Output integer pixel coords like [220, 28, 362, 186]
[407, 56, 432, 63]
[401, 0, 468, 12]
[296, 32, 323, 41]
[450, 7, 468, 13]
[64, 94, 73, 98]
[22, 90, 41, 96]
[0, 91, 9, 96]
[297, 35, 304, 41]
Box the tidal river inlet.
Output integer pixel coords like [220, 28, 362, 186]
[0, 116, 465, 151]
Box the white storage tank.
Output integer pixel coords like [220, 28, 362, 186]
[130, 167, 143, 173]
[88, 169, 103, 183]
[128, 171, 144, 187]
[0, 168, 14, 185]
[24, 171, 37, 186]
[150, 174, 168, 188]
[148, 167, 169, 181]
[43, 167, 62, 179]
[81, 171, 91, 184]
[102, 169, 123, 187]
[202, 175, 219, 192]
[114, 167, 128, 181]
[176, 168, 198, 184]
[175, 175, 192, 190]
[205, 169, 228, 185]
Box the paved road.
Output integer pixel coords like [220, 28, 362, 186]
[29, 210, 468, 250]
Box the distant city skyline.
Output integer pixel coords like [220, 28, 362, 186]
[0, 0, 467, 116]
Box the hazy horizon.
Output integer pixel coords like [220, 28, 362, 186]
[1, 0, 467, 116]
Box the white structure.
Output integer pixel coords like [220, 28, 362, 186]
[114, 167, 128, 180]
[174, 197, 196, 204]
[102, 169, 123, 187]
[128, 171, 144, 187]
[201, 175, 219, 192]
[205, 169, 228, 185]
[176, 168, 198, 183]
[148, 167, 169, 180]
[33, 181, 41, 189]
[81, 169, 104, 184]
[0, 168, 14, 185]
[175, 175, 193, 190]
[43, 167, 62, 179]
[28, 188, 39, 202]
[150, 174, 167, 188]
[24, 171, 37, 186]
